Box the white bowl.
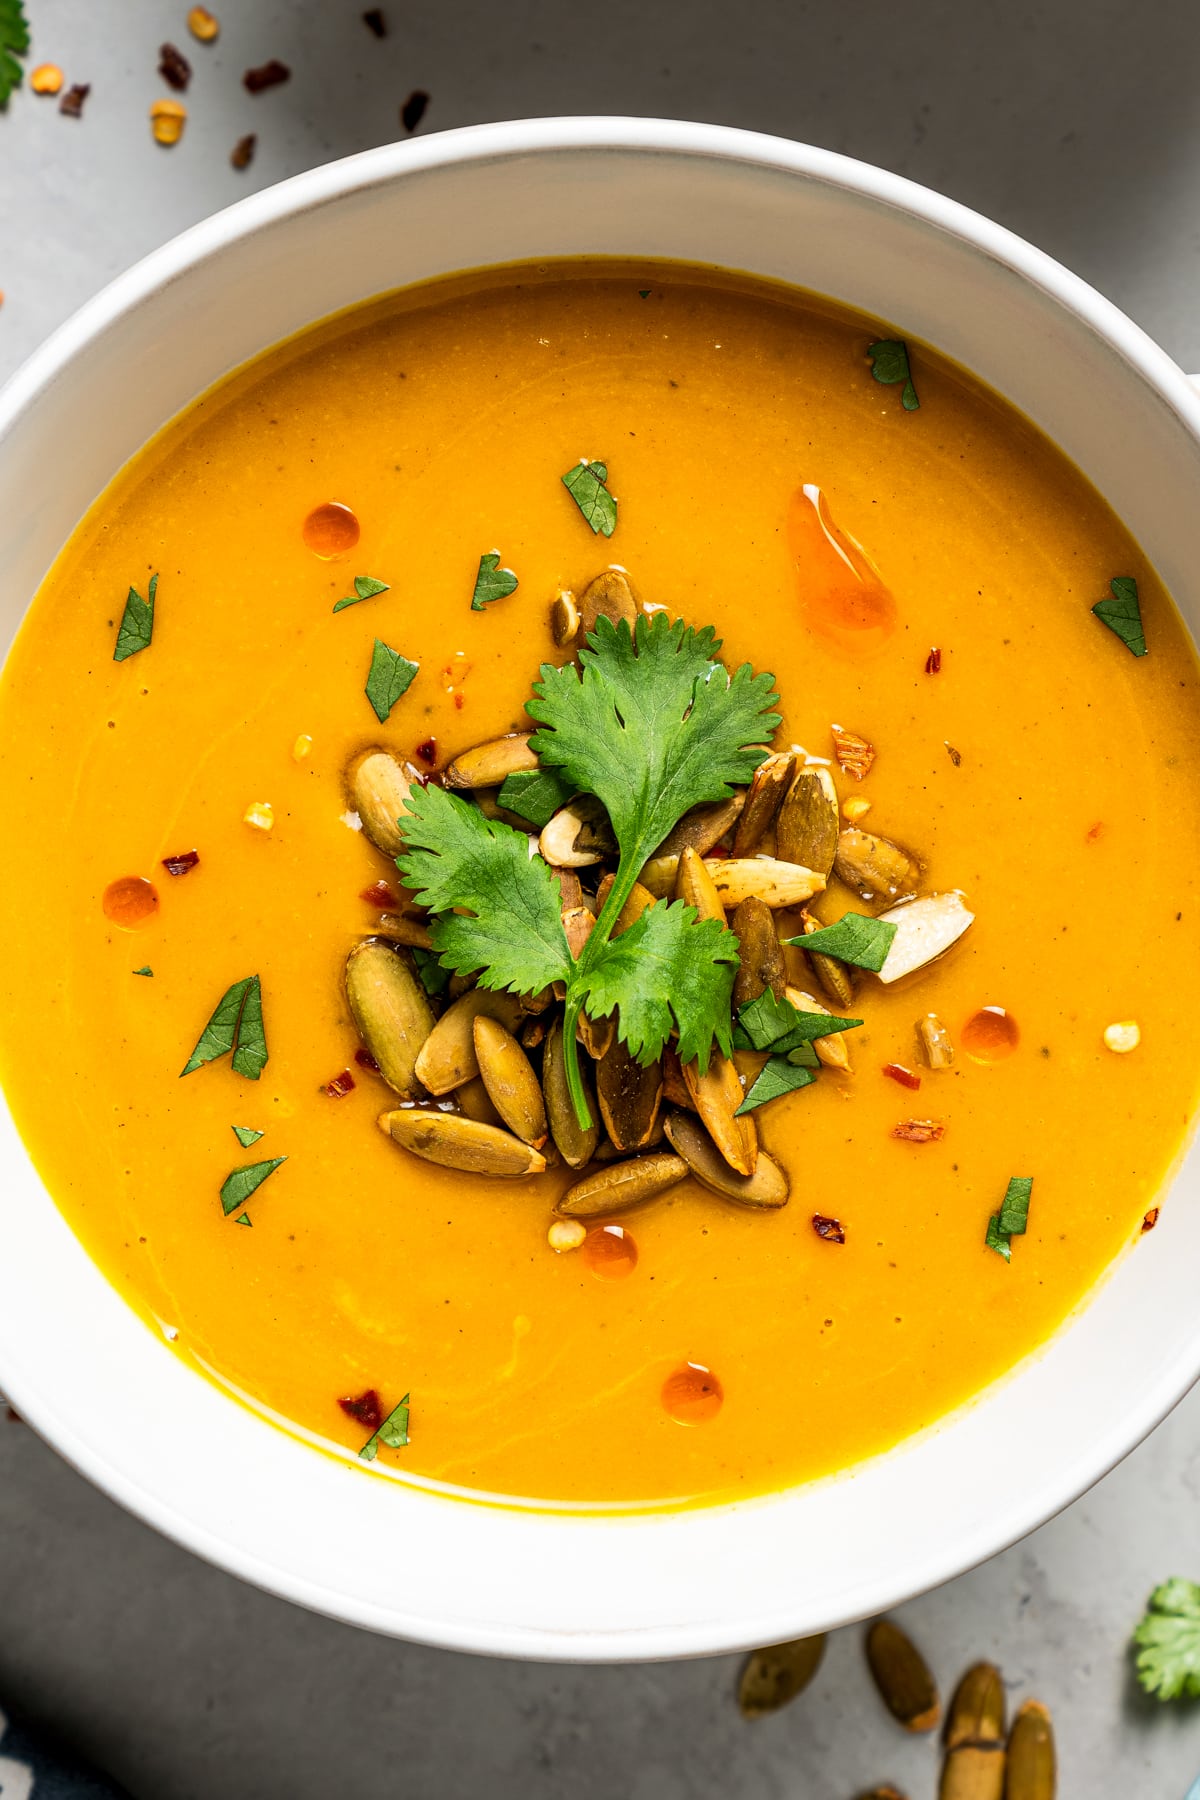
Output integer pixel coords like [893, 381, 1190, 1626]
[2, 117, 1199, 1662]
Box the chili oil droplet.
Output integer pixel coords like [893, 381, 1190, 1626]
[103, 875, 159, 928]
[962, 1005, 1020, 1062]
[582, 1224, 638, 1280]
[662, 1362, 724, 1425]
[302, 501, 360, 558]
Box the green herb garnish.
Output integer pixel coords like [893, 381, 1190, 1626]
[497, 765, 575, 830]
[736, 1058, 816, 1115]
[735, 989, 863, 1052]
[470, 552, 519, 611]
[180, 975, 268, 1080]
[133, 966, 153, 977]
[411, 946, 451, 996]
[359, 1393, 410, 1461]
[220, 1156, 286, 1216]
[788, 913, 897, 973]
[234, 1212, 252, 1226]
[1133, 1580, 1200, 1699]
[0, 0, 30, 107]
[113, 574, 157, 663]
[399, 613, 779, 1126]
[364, 639, 419, 723]
[333, 575, 389, 614]
[867, 339, 919, 411]
[232, 1125, 264, 1148]
[1092, 576, 1146, 657]
[985, 1175, 1033, 1261]
[561, 460, 617, 536]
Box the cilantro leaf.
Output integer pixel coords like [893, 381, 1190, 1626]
[577, 898, 738, 1067]
[359, 1393, 410, 1460]
[867, 339, 920, 411]
[113, 575, 157, 662]
[1093, 576, 1146, 657]
[736, 989, 862, 1051]
[411, 945, 451, 996]
[498, 766, 576, 830]
[133, 966, 153, 977]
[232, 1125, 264, 1148]
[234, 1212, 252, 1226]
[471, 552, 519, 610]
[788, 913, 896, 973]
[365, 639, 419, 722]
[0, 0, 30, 107]
[984, 1214, 1012, 1261]
[986, 1175, 1034, 1260]
[333, 575, 389, 614]
[397, 782, 571, 997]
[561, 459, 617, 535]
[220, 1156, 286, 1216]
[736, 1056, 816, 1114]
[181, 975, 268, 1080]
[1133, 1580, 1200, 1699]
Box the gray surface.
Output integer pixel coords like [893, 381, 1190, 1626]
[4, 1, 1200, 1794]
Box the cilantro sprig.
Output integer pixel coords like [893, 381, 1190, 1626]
[180, 975, 268, 1080]
[0, 0, 30, 107]
[1133, 1580, 1200, 1699]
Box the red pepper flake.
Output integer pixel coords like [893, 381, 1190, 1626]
[400, 89, 430, 133]
[230, 133, 257, 171]
[925, 646, 942, 674]
[360, 879, 398, 908]
[1142, 1207, 1161, 1233]
[354, 1047, 381, 1072]
[882, 1062, 921, 1091]
[892, 1119, 946, 1143]
[812, 1214, 846, 1245]
[59, 83, 91, 118]
[161, 848, 200, 877]
[831, 723, 875, 780]
[1086, 821, 1106, 843]
[338, 1389, 382, 1429]
[158, 42, 192, 89]
[702, 845, 728, 859]
[323, 1069, 356, 1099]
[243, 59, 290, 93]
[415, 738, 438, 767]
[362, 7, 387, 35]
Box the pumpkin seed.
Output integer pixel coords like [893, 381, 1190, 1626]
[945, 1662, 1006, 1749]
[661, 1046, 696, 1110]
[785, 985, 852, 1073]
[738, 1634, 826, 1718]
[345, 747, 413, 858]
[550, 587, 581, 646]
[540, 795, 617, 867]
[663, 1110, 788, 1208]
[473, 1014, 549, 1147]
[596, 1037, 664, 1152]
[682, 1052, 757, 1174]
[865, 1620, 941, 1733]
[577, 1009, 615, 1061]
[777, 764, 840, 878]
[730, 895, 787, 1009]
[799, 908, 859, 1008]
[345, 938, 436, 1100]
[542, 1017, 599, 1168]
[940, 1748, 1006, 1800]
[444, 733, 538, 790]
[380, 1108, 546, 1176]
[521, 1014, 550, 1050]
[562, 904, 596, 960]
[673, 844, 725, 922]
[639, 795, 746, 895]
[372, 912, 435, 951]
[413, 989, 524, 1094]
[710, 856, 825, 910]
[553, 868, 584, 912]
[579, 566, 638, 637]
[876, 893, 974, 984]
[455, 1073, 502, 1127]
[1004, 1701, 1055, 1800]
[556, 1151, 688, 1218]
[834, 828, 921, 907]
[732, 752, 795, 856]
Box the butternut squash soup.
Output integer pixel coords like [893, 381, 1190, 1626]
[2, 262, 1199, 1511]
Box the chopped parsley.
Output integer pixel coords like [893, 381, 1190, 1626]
[561, 459, 617, 536]
[788, 913, 897, 972]
[0, 0, 30, 107]
[113, 574, 157, 662]
[232, 1125, 264, 1148]
[1133, 1580, 1200, 1699]
[985, 1176, 1033, 1261]
[470, 552, 518, 611]
[133, 966, 153, 977]
[180, 975, 268, 1080]
[358, 1393, 410, 1460]
[364, 639, 419, 723]
[333, 575, 389, 614]
[867, 339, 919, 411]
[1093, 576, 1146, 657]
[219, 1156, 286, 1216]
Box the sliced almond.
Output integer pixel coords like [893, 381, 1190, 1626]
[663, 1111, 788, 1209]
[473, 1015, 548, 1147]
[732, 752, 795, 856]
[414, 989, 524, 1094]
[785, 985, 852, 1073]
[539, 795, 616, 867]
[777, 764, 840, 878]
[345, 748, 413, 858]
[444, 733, 538, 789]
[345, 938, 435, 1100]
[710, 857, 825, 910]
[555, 1151, 688, 1218]
[380, 1108, 545, 1177]
[682, 1052, 758, 1175]
[876, 893, 974, 984]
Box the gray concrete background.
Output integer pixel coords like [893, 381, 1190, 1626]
[4, 1, 1200, 1794]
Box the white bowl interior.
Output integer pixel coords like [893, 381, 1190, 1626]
[2, 118, 1199, 1660]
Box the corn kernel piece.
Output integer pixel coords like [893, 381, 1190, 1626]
[548, 1219, 586, 1254]
[150, 99, 187, 146]
[842, 795, 872, 822]
[31, 63, 65, 95]
[292, 733, 313, 762]
[243, 801, 275, 832]
[187, 5, 220, 41]
[1103, 1020, 1140, 1055]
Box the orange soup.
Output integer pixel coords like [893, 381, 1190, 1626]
[2, 262, 1199, 1511]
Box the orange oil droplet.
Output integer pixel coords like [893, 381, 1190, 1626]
[582, 1224, 638, 1280]
[962, 1005, 1020, 1063]
[787, 484, 898, 656]
[662, 1362, 724, 1426]
[302, 501, 360, 558]
[102, 876, 159, 928]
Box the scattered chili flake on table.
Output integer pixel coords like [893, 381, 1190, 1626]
[812, 1214, 846, 1244]
[945, 742, 963, 767]
[230, 132, 256, 171]
[1142, 1207, 1160, 1233]
[415, 737, 437, 767]
[158, 42, 191, 89]
[187, 6, 220, 42]
[354, 1047, 380, 1072]
[400, 88, 429, 133]
[323, 1069, 356, 1099]
[831, 723, 875, 780]
[161, 848, 200, 876]
[892, 1119, 946, 1143]
[360, 879, 397, 908]
[59, 83, 90, 118]
[925, 646, 942, 674]
[882, 1062, 921, 1091]
[362, 7, 387, 35]
[338, 1389, 383, 1429]
[244, 59, 290, 94]
[31, 63, 64, 95]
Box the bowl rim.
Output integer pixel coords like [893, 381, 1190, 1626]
[4, 114, 1200, 1662]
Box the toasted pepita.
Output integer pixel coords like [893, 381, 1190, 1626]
[552, 868, 584, 912]
[345, 938, 436, 1100]
[940, 1747, 1005, 1800]
[579, 567, 638, 637]
[556, 1151, 688, 1218]
[540, 795, 617, 867]
[1004, 1701, 1055, 1800]
[454, 1073, 502, 1127]
[777, 764, 840, 878]
[865, 1620, 941, 1733]
[664, 1111, 788, 1208]
[542, 1017, 600, 1168]
[710, 857, 825, 910]
[380, 1108, 546, 1176]
[640, 795, 746, 894]
[520, 1014, 550, 1051]
[682, 1052, 758, 1175]
[738, 1634, 826, 1718]
[577, 1008, 615, 1061]
[876, 893, 974, 984]
[799, 908, 859, 1008]
[785, 985, 852, 1073]
[346, 747, 413, 858]
[596, 1037, 664, 1152]
[945, 1662, 1006, 1749]
[673, 844, 726, 922]
[473, 1014, 548, 1147]
[373, 912, 435, 951]
[414, 989, 524, 1094]
[732, 752, 795, 856]
[444, 733, 538, 790]
[834, 828, 921, 906]
[550, 587, 580, 646]
[730, 895, 787, 1009]
[661, 1046, 696, 1110]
